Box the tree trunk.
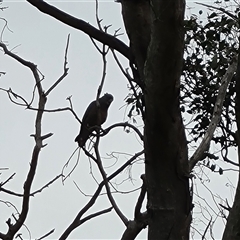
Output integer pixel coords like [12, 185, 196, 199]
[121, 0, 190, 239]
[222, 44, 240, 240]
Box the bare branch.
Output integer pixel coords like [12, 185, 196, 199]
[96, 44, 108, 100]
[0, 200, 19, 216]
[189, 58, 237, 171]
[0, 173, 16, 187]
[40, 133, 53, 140]
[26, 0, 133, 61]
[134, 174, 146, 219]
[219, 203, 231, 212]
[0, 168, 8, 170]
[111, 49, 133, 82]
[31, 174, 63, 196]
[66, 95, 73, 109]
[0, 17, 13, 41]
[79, 207, 113, 225]
[89, 36, 103, 54]
[28, 106, 81, 124]
[96, 44, 108, 101]
[59, 187, 112, 239]
[95, 0, 103, 32]
[111, 49, 143, 89]
[120, 174, 148, 240]
[202, 216, 212, 240]
[102, 122, 143, 141]
[90, 4, 111, 101]
[0, 87, 30, 107]
[223, 157, 240, 167]
[45, 34, 70, 96]
[0, 42, 37, 71]
[0, 41, 46, 238]
[59, 150, 144, 239]
[195, 2, 237, 20]
[94, 134, 128, 226]
[111, 49, 145, 118]
[121, 212, 148, 240]
[36, 229, 55, 240]
[0, 174, 63, 197]
[62, 147, 80, 184]
[59, 180, 103, 240]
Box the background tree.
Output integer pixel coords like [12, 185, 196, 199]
[0, 0, 239, 239]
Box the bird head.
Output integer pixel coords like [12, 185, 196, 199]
[102, 93, 114, 106]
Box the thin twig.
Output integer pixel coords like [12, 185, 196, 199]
[95, 0, 103, 32]
[66, 95, 73, 109]
[0, 17, 13, 41]
[27, 106, 81, 124]
[0, 87, 30, 107]
[79, 207, 113, 225]
[201, 216, 212, 240]
[45, 34, 70, 96]
[62, 147, 81, 184]
[0, 173, 16, 187]
[0, 174, 63, 197]
[195, 2, 237, 20]
[94, 134, 128, 225]
[59, 149, 144, 239]
[36, 229, 55, 240]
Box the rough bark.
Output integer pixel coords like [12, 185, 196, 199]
[143, 1, 189, 239]
[222, 44, 240, 240]
[121, 0, 151, 81]
[121, 0, 190, 239]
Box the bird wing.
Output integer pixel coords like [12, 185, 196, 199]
[75, 95, 112, 147]
[81, 100, 96, 125]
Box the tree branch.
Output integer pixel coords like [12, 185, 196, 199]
[102, 122, 144, 141]
[26, 0, 133, 61]
[45, 34, 70, 96]
[0, 42, 46, 239]
[195, 2, 238, 20]
[120, 174, 148, 240]
[134, 175, 146, 219]
[189, 58, 237, 171]
[36, 229, 55, 240]
[60, 149, 144, 239]
[121, 212, 148, 240]
[0, 173, 16, 187]
[59, 178, 103, 240]
[0, 174, 62, 197]
[79, 207, 113, 225]
[94, 135, 128, 225]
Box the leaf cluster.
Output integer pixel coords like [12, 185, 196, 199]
[182, 10, 239, 157]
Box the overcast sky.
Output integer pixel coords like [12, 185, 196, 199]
[0, 1, 238, 239]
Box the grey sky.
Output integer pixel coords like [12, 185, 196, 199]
[0, 1, 238, 239]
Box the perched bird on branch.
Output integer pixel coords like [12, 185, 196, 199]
[75, 93, 114, 147]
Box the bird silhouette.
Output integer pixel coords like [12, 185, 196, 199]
[75, 93, 114, 147]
